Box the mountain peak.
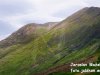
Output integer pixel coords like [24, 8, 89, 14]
[88, 6, 100, 9]
[86, 7, 100, 14]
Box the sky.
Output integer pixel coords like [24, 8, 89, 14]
[0, 0, 100, 40]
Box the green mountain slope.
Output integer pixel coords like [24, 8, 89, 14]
[0, 22, 57, 59]
[0, 7, 100, 75]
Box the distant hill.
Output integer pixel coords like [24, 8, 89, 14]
[0, 7, 100, 75]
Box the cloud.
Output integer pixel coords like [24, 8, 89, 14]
[0, 20, 14, 41]
[0, 20, 14, 34]
[84, 0, 100, 7]
[0, 34, 10, 41]
[0, 0, 35, 17]
[0, 0, 89, 28]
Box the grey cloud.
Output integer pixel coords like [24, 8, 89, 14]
[0, 0, 35, 16]
[52, 6, 84, 18]
[0, 20, 15, 35]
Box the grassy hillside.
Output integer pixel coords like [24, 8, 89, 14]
[0, 7, 100, 75]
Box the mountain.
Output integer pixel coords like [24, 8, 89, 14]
[0, 22, 58, 48]
[51, 7, 100, 50]
[0, 7, 100, 75]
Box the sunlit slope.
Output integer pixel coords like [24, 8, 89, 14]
[0, 7, 100, 75]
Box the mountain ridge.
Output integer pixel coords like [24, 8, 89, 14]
[0, 22, 58, 48]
